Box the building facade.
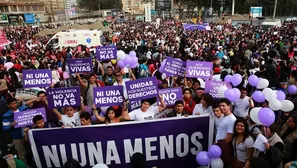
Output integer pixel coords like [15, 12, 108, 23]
[0, 0, 47, 24]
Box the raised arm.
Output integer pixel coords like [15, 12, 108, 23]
[129, 68, 136, 80]
[78, 96, 85, 114]
[92, 104, 105, 122]
[53, 108, 62, 120]
[76, 73, 87, 88]
[158, 95, 166, 112]
[121, 101, 131, 120]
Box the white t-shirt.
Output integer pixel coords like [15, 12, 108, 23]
[233, 136, 254, 163]
[113, 78, 130, 99]
[129, 106, 159, 121]
[233, 96, 250, 117]
[61, 112, 81, 128]
[214, 115, 224, 131]
[216, 113, 236, 142]
[192, 104, 213, 115]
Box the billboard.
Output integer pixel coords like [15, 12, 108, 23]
[8, 14, 24, 24]
[250, 7, 262, 18]
[0, 14, 8, 24]
[24, 13, 35, 24]
[155, 0, 171, 11]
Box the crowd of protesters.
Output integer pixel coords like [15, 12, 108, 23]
[0, 19, 297, 168]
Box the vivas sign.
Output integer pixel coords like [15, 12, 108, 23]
[29, 116, 213, 168]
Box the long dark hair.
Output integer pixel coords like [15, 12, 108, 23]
[233, 118, 250, 143]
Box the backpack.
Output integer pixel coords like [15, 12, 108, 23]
[250, 125, 260, 140]
[83, 82, 99, 104]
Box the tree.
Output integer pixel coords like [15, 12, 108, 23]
[78, 0, 123, 11]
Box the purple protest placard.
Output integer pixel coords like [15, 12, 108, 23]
[125, 77, 158, 101]
[129, 100, 141, 111]
[29, 116, 212, 168]
[14, 108, 47, 128]
[46, 87, 81, 109]
[158, 87, 183, 106]
[96, 46, 117, 60]
[93, 86, 124, 107]
[163, 57, 186, 76]
[186, 61, 213, 79]
[67, 58, 93, 74]
[23, 69, 52, 88]
[204, 81, 232, 98]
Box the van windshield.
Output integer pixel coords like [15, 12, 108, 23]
[49, 38, 58, 45]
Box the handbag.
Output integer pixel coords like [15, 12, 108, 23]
[232, 139, 245, 168]
[216, 139, 234, 165]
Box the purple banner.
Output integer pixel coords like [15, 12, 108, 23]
[183, 23, 209, 30]
[163, 57, 186, 76]
[129, 100, 141, 111]
[14, 108, 47, 128]
[46, 87, 81, 109]
[93, 86, 124, 107]
[96, 46, 117, 60]
[186, 61, 213, 79]
[67, 58, 93, 74]
[29, 116, 212, 168]
[158, 87, 183, 106]
[23, 69, 52, 88]
[204, 81, 232, 98]
[125, 77, 158, 101]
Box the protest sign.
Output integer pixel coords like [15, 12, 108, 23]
[125, 77, 158, 101]
[204, 81, 232, 98]
[47, 87, 81, 109]
[67, 58, 93, 74]
[93, 86, 124, 107]
[163, 57, 186, 76]
[158, 87, 183, 106]
[23, 69, 52, 88]
[186, 61, 213, 79]
[14, 108, 47, 128]
[15, 88, 45, 100]
[128, 100, 142, 111]
[96, 46, 117, 60]
[29, 116, 213, 168]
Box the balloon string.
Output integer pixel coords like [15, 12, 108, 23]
[263, 126, 267, 154]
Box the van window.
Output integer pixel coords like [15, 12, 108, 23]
[49, 38, 58, 45]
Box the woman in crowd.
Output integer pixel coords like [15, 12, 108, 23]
[182, 88, 196, 115]
[192, 93, 213, 115]
[232, 118, 254, 168]
[279, 115, 297, 164]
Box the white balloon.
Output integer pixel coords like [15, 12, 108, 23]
[269, 99, 282, 111]
[117, 50, 126, 60]
[218, 85, 228, 97]
[210, 158, 224, 168]
[264, 89, 277, 102]
[92, 163, 109, 168]
[256, 78, 269, 89]
[250, 107, 262, 124]
[281, 100, 294, 112]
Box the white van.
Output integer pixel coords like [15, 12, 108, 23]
[261, 20, 282, 30]
[45, 29, 103, 49]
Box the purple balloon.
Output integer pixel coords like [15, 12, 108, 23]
[233, 88, 241, 100]
[117, 60, 125, 68]
[123, 55, 134, 65]
[130, 63, 138, 68]
[129, 51, 136, 57]
[288, 85, 297, 94]
[252, 91, 266, 103]
[248, 75, 259, 87]
[276, 91, 286, 100]
[258, 107, 275, 126]
[224, 89, 237, 102]
[231, 74, 242, 86]
[208, 145, 222, 158]
[224, 75, 232, 82]
[196, 151, 211, 166]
